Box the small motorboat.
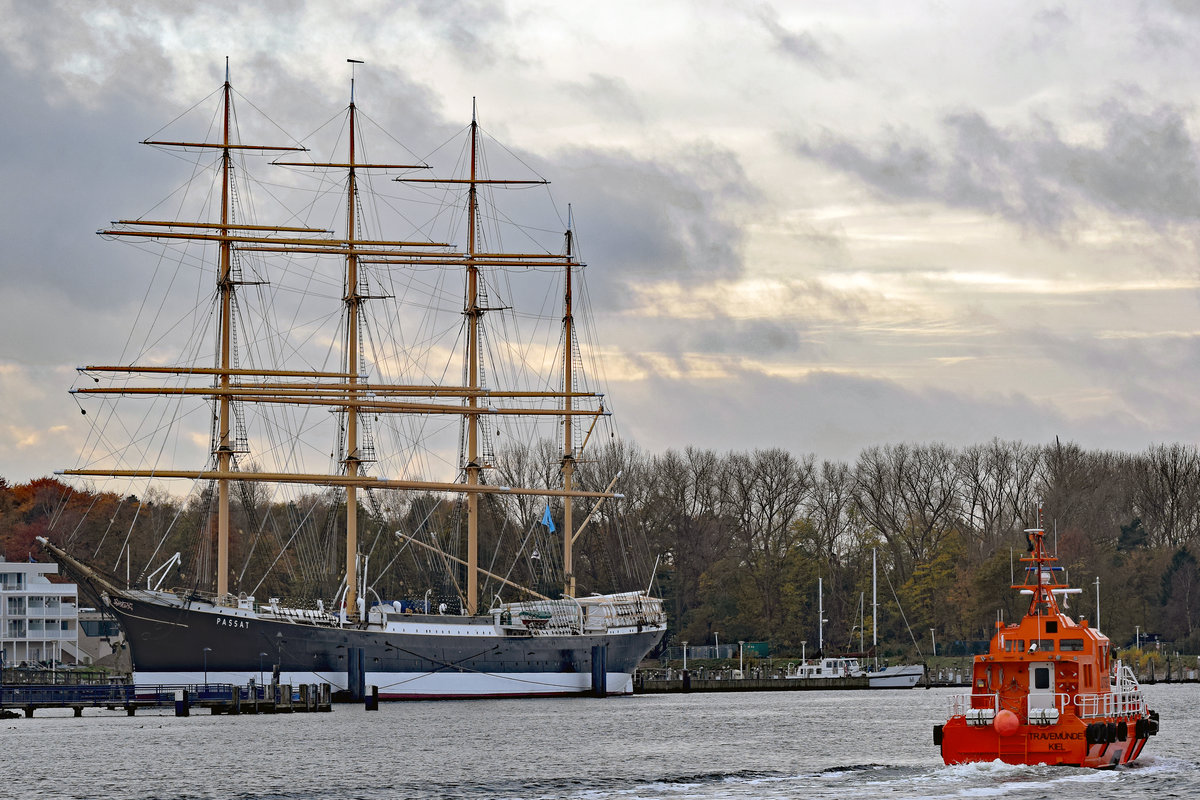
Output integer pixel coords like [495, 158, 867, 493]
[935, 511, 1159, 767]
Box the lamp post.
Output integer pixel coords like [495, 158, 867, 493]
[202, 646, 212, 688]
[682, 641, 688, 671]
[801, 640, 807, 663]
[259, 652, 268, 686]
[1135, 625, 1141, 650]
[930, 628, 936, 658]
[738, 640, 745, 677]
[714, 631, 720, 658]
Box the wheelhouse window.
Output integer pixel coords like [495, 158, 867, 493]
[1033, 666, 1051, 690]
[1060, 639, 1084, 651]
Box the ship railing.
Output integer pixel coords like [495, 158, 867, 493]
[949, 692, 999, 718]
[576, 591, 667, 630]
[257, 605, 339, 626]
[499, 598, 585, 635]
[1075, 690, 1148, 719]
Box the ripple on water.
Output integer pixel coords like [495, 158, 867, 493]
[2, 685, 1197, 800]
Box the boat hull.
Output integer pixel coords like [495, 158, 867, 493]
[868, 664, 924, 689]
[106, 591, 664, 698]
[939, 716, 1152, 768]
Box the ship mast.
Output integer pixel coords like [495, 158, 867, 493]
[274, 60, 432, 620]
[1019, 505, 1063, 617]
[465, 102, 482, 615]
[561, 213, 576, 599]
[344, 62, 363, 621]
[215, 59, 234, 598]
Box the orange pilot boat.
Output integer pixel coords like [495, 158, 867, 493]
[935, 513, 1160, 767]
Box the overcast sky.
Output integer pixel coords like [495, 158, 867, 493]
[3, 0, 1200, 485]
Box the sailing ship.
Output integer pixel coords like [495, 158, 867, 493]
[41, 62, 666, 698]
[936, 511, 1159, 766]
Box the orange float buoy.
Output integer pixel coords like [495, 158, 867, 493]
[993, 709, 1019, 736]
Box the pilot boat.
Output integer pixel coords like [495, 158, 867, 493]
[935, 513, 1159, 767]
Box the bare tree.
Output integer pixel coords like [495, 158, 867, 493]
[724, 448, 814, 638]
[1132, 443, 1200, 548]
[852, 443, 960, 582]
[956, 439, 1040, 558]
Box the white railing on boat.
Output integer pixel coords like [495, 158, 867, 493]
[953, 690, 1146, 721]
[949, 693, 999, 717]
[496, 591, 665, 636]
[1076, 690, 1147, 719]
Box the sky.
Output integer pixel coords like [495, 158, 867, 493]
[3, 0, 1200, 485]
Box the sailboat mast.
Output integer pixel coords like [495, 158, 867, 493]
[562, 215, 575, 599]
[465, 102, 481, 616]
[215, 60, 234, 599]
[872, 548, 878, 669]
[344, 71, 362, 621]
[818, 576, 824, 653]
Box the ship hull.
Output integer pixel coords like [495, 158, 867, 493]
[868, 664, 924, 689]
[939, 716, 1153, 768]
[106, 591, 664, 698]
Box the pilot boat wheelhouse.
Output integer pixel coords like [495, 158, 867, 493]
[936, 515, 1159, 767]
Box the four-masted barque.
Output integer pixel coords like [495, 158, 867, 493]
[42, 61, 666, 698]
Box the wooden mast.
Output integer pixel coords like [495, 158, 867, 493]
[215, 59, 233, 599]
[465, 101, 481, 615]
[344, 62, 362, 621]
[562, 212, 576, 599]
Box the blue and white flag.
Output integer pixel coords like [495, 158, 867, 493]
[540, 504, 556, 533]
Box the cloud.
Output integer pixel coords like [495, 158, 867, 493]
[560, 74, 646, 125]
[553, 141, 754, 304]
[414, 0, 514, 70]
[610, 362, 1177, 466]
[783, 98, 1200, 237]
[0, 362, 81, 482]
[751, 3, 851, 79]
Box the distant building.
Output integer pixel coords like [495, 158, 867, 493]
[76, 608, 128, 670]
[0, 557, 81, 666]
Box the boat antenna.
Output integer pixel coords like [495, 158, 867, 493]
[348, 59, 364, 103]
[225, 56, 229, 84]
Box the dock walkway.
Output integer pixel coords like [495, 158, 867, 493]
[636, 673, 869, 693]
[0, 682, 333, 717]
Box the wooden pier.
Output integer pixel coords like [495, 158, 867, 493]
[635, 672, 868, 693]
[0, 682, 334, 717]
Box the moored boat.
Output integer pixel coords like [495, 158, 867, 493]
[935, 512, 1159, 766]
[786, 656, 865, 680]
[867, 663, 924, 689]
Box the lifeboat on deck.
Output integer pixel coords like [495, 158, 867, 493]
[935, 512, 1160, 767]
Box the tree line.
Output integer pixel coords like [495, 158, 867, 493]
[3, 437, 1199, 657]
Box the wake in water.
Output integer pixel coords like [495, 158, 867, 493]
[475, 756, 1195, 800]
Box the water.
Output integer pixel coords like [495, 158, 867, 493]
[3, 684, 1196, 799]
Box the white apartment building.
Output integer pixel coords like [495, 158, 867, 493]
[1, 557, 81, 667]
